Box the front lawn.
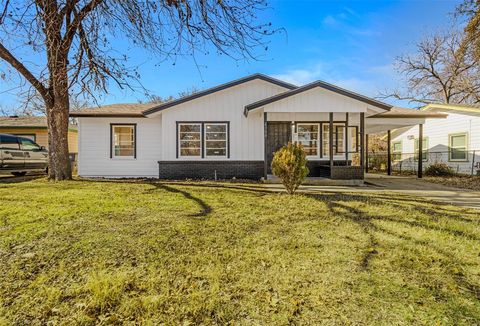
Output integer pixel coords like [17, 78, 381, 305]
[0, 179, 479, 324]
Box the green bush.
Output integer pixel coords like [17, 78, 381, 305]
[424, 163, 456, 177]
[271, 142, 309, 194]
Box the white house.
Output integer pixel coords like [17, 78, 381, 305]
[390, 103, 480, 175]
[70, 74, 445, 180]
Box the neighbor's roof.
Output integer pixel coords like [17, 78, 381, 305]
[368, 107, 447, 118]
[244, 80, 393, 115]
[422, 102, 480, 114]
[69, 103, 158, 117]
[0, 116, 77, 130]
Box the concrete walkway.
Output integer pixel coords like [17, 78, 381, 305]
[263, 174, 480, 210]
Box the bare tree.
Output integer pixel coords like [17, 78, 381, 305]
[0, 0, 275, 180]
[144, 86, 200, 104]
[457, 0, 480, 59]
[381, 31, 480, 106]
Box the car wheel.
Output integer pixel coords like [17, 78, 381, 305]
[11, 172, 27, 177]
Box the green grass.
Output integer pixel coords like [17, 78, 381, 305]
[0, 178, 479, 325]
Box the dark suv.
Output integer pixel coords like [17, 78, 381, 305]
[0, 134, 48, 176]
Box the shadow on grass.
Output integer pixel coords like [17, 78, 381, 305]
[152, 183, 212, 218]
[305, 191, 480, 302]
[0, 174, 44, 184]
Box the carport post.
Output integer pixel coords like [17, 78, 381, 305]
[345, 113, 349, 165]
[387, 130, 392, 176]
[418, 123, 423, 179]
[360, 113, 365, 172]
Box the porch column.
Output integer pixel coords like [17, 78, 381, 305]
[360, 113, 365, 173]
[387, 130, 392, 176]
[264, 112, 268, 179]
[418, 123, 423, 179]
[329, 113, 334, 171]
[345, 113, 349, 165]
[365, 134, 369, 173]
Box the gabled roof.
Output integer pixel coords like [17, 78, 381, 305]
[69, 103, 157, 117]
[0, 116, 77, 130]
[368, 107, 447, 119]
[244, 80, 393, 116]
[142, 73, 297, 116]
[422, 102, 480, 114]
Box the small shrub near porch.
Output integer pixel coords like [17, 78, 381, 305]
[424, 163, 456, 177]
[271, 142, 309, 194]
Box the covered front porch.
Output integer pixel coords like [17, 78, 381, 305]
[244, 80, 447, 183]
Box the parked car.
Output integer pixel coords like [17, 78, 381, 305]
[0, 133, 48, 176]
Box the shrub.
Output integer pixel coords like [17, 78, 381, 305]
[271, 142, 309, 194]
[424, 163, 456, 177]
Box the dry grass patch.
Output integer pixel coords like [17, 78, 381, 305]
[0, 178, 479, 324]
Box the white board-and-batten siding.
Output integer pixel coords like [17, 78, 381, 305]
[391, 110, 480, 174]
[77, 79, 288, 177]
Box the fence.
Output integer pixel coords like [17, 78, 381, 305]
[367, 150, 480, 176]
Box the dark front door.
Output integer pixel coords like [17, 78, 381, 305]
[266, 122, 292, 173]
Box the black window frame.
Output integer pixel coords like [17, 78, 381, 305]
[176, 121, 230, 159]
[110, 123, 137, 159]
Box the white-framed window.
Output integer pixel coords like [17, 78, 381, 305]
[111, 124, 136, 159]
[392, 141, 402, 161]
[297, 123, 319, 157]
[178, 123, 202, 157]
[204, 123, 228, 157]
[414, 137, 429, 162]
[449, 133, 468, 161]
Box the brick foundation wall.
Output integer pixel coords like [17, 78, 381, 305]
[330, 166, 364, 180]
[158, 161, 264, 180]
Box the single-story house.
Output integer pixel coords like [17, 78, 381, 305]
[390, 103, 480, 175]
[0, 116, 78, 155]
[70, 74, 445, 180]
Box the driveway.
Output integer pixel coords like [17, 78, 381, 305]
[262, 174, 480, 210]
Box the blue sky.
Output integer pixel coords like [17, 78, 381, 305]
[0, 0, 460, 110]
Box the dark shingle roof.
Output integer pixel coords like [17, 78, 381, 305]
[69, 103, 157, 117]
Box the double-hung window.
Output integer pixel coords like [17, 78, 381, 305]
[179, 123, 202, 157]
[392, 141, 402, 161]
[111, 124, 136, 158]
[204, 123, 227, 157]
[449, 133, 468, 161]
[414, 137, 428, 161]
[297, 124, 319, 156]
[178, 122, 228, 158]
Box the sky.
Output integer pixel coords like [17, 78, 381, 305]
[0, 0, 461, 111]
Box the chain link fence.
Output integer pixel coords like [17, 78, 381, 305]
[367, 150, 480, 176]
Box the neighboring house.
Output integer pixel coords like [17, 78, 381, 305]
[70, 74, 445, 180]
[0, 116, 78, 155]
[391, 103, 480, 175]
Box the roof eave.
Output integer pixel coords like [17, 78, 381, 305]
[69, 113, 145, 118]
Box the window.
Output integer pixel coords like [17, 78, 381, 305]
[392, 141, 402, 161]
[204, 123, 227, 157]
[111, 124, 136, 158]
[449, 133, 468, 161]
[179, 123, 202, 157]
[414, 137, 428, 161]
[335, 126, 358, 153]
[0, 134, 20, 150]
[297, 124, 319, 156]
[19, 138, 41, 151]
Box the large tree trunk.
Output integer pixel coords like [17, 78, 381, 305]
[46, 94, 72, 181]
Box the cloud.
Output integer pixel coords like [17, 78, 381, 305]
[272, 64, 324, 85]
[322, 15, 337, 26]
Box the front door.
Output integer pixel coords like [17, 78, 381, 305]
[266, 122, 292, 173]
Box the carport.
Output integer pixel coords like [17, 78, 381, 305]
[366, 107, 447, 178]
